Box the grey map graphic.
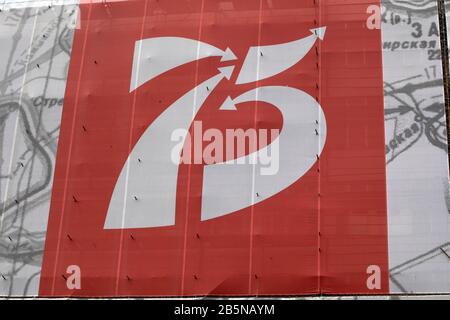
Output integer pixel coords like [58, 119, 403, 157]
[383, 0, 450, 17]
[0, 4, 76, 296]
[382, 0, 450, 293]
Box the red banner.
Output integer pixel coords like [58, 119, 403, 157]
[40, 0, 388, 296]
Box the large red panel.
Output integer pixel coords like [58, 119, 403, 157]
[39, 0, 388, 296]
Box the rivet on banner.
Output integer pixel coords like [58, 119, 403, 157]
[133, 196, 138, 201]
[8, 236, 12, 242]
[196, 233, 200, 239]
[130, 234, 135, 240]
[126, 275, 132, 281]
[82, 125, 87, 132]
[14, 199, 19, 204]
[315, 129, 319, 136]
[1, 274, 6, 280]
[62, 274, 67, 280]
[67, 234, 73, 241]
[72, 195, 78, 203]
[194, 275, 198, 280]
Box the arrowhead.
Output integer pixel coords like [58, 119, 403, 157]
[218, 66, 235, 80]
[221, 47, 238, 62]
[310, 26, 326, 40]
[219, 96, 237, 111]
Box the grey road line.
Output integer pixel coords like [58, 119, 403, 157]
[1, 8, 31, 95]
